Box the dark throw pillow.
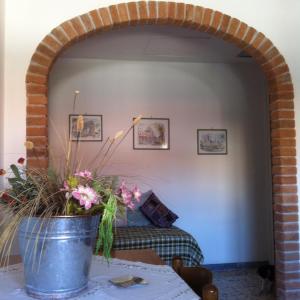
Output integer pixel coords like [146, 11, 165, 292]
[127, 190, 152, 227]
[140, 192, 178, 228]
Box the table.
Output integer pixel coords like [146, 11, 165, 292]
[2, 249, 165, 268]
[0, 250, 199, 300]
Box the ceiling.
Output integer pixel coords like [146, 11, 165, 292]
[61, 25, 253, 63]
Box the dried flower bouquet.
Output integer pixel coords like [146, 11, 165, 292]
[0, 91, 142, 263]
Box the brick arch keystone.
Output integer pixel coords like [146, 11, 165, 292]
[25, 2, 298, 299]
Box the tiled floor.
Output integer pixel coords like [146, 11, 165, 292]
[212, 268, 275, 300]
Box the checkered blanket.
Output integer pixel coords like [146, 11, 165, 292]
[113, 226, 204, 266]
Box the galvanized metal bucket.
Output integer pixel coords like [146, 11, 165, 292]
[18, 215, 100, 299]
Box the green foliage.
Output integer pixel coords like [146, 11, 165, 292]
[95, 193, 117, 259]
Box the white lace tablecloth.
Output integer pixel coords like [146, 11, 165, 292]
[0, 256, 199, 300]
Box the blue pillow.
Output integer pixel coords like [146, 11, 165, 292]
[127, 190, 152, 227]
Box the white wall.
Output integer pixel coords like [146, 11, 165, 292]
[49, 58, 272, 264]
[0, 0, 4, 184]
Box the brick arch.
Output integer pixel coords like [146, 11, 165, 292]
[25, 2, 298, 299]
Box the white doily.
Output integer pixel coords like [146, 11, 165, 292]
[0, 256, 199, 300]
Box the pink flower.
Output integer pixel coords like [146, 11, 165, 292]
[118, 180, 142, 210]
[121, 190, 133, 205]
[75, 170, 93, 180]
[72, 185, 100, 210]
[132, 186, 141, 202]
[63, 181, 69, 190]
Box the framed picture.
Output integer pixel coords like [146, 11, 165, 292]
[133, 117, 170, 150]
[197, 129, 227, 155]
[69, 114, 103, 141]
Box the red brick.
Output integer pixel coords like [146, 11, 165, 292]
[274, 213, 298, 222]
[272, 147, 296, 157]
[27, 158, 48, 169]
[216, 14, 230, 37]
[276, 251, 300, 262]
[158, 1, 168, 24]
[273, 176, 297, 185]
[224, 18, 239, 40]
[271, 120, 295, 129]
[43, 35, 61, 53]
[109, 5, 120, 26]
[127, 2, 139, 25]
[193, 6, 204, 29]
[60, 21, 77, 41]
[117, 3, 130, 25]
[175, 3, 185, 25]
[81, 14, 94, 33]
[207, 11, 222, 34]
[271, 111, 295, 120]
[27, 105, 48, 116]
[148, 1, 157, 23]
[273, 185, 297, 193]
[27, 127, 47, 137]
[270, 92, 294, 103]
[234, 22, 248, 41]
[250, 32, 265, 49]
[199, 8, 213, 31]
[271, 129, 296, 138]
[167, 2, 176, 23]
[277, 262, 300, 273]
[98, 8, 113, 30]
[27, 95, 47, 105]
[277, 288, 300, 300]
[276, 242, 299, 251]
[275, 222, 299, 232]
[36, 43, 56, 58]
[274, 205, 299, 214]
[26, 84, 47, 95]
[70, 17, 86, 35]
[32, 52, 52, 67]
[28, 64, 49, 77]
[274, 194, 298, 204]
[258, 38, 273, 55]
[28, 137, 48, 147]
[269, 100, 294, 111]
[27, 117, 47, 126]
[182, 4, 194, 27]
[265, 47, 280, 62]
[89, 10, 103, 30]
[243, 27, 256, 45]
[272, 157, 297, 166]
[269, 73, 292, 87]
[272, 166, 297, 175]
[27, 147, 48, 157]
[271, 138, 296, 147]
[266, 64, 290, 80]
[26, 74, 47, 85]
[51, 27, 69, 45]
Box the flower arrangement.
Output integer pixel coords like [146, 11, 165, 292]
[0, 91, 142, 262]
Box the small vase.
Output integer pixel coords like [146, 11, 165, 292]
[18, 215, 100, 299]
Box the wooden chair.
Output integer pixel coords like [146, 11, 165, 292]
[172, 257, 218, 300]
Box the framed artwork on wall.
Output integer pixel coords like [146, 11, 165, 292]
[69, 114, 103, 142]
[133, 117, 170, 150]
[197, 129, 227, 155]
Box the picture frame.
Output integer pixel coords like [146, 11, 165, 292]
[197, 129, 227, 155]
[69, 114, 103, 142]
[133, 117, 170, 150]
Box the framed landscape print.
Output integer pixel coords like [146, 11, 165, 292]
[133, 117, 170, 150]
[197, 129, 227, 155]
[69, 114, 103, 142]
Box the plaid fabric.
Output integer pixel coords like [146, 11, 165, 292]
[113, 226, 204, 267]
